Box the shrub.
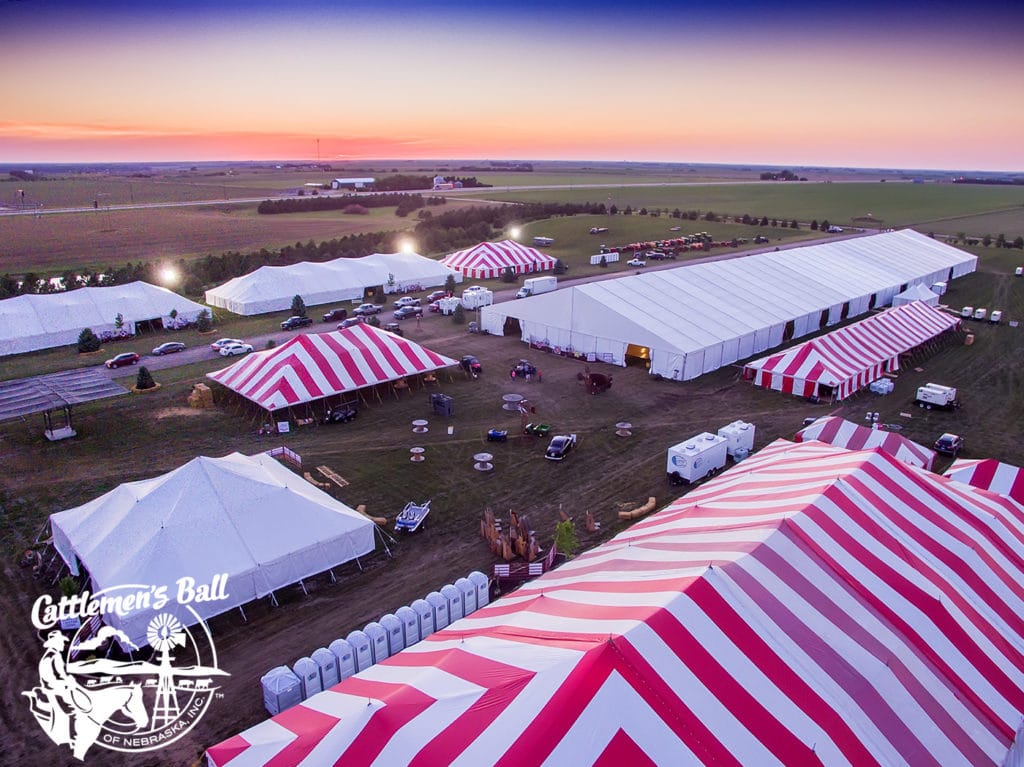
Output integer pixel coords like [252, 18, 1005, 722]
[444, 274, 457, 295]
[266, 339, 276, 349]
[599, 255, 608, 268]
[342, 204, 369, 215]
[196, 309, 212, 332]
[77, 327, 101, 353]
[554, 519, 579, 558]
[553, 258, 567, 275]
[135, 366, 156, 390]
[452, 303, 465, 325]
[290, 294, 307, 317]
[367, 315, 381, 327]
[59, 575, 80, 597]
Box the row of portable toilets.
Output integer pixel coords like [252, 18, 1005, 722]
[261, 570, 490, 715]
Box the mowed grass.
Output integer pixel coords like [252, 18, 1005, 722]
[483, 182, 1024, 234]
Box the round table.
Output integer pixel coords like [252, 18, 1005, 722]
[615, 421, 633, 437]
[502, 393, 524, 412]
[412, 419, 429, 434]
[473, 452, 494, 471]
[410, 447, 425, 462]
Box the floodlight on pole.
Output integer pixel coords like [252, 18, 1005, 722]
[160, 266, 179, 285]
[399, 240, 415, 254]
[509, 226, 521, 240]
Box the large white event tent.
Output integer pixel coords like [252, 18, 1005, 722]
[441, 239, 557, 279]
[205, 252, 461, 316]
[208, 439, 1024, 766]
[0, 281, 205, 357]
[50, 451, 375, 648]
[480, 229, 975, 380]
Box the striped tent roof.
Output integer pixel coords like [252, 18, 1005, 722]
[945, 458, 1024, 505]
[441, 240, 557, 278]
[206, 325, 457, 411]
[795, 415, 936, 470]
[207, 439, 1024, 767]
[745, 300, 961, 400]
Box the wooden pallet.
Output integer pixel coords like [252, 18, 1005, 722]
[317, 465, 349, 488]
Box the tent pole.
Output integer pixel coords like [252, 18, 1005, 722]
[270, 592, 279, 607]
[328, 569, 336, 583]
[238, 606, 247, 622]
[355, 556, 363, 572]
[299, 579, 308, 596]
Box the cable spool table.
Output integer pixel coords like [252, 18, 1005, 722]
[473, 452, 494, 471]
[410, 447, 425, 463]
[412, 419, 429, 434]
[615, 421, 633, 437]
[502, 393, 524, 412]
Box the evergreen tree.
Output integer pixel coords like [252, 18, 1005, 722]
[444, 274, 457, 295]
[77, 327, 101, 353]
[291, 294, 307, 317]
[196, 309, 212, 332]
[135, 366, 156, 390]
[452, 303, 465, 325]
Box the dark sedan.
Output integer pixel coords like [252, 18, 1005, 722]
[152, 342, 186, 356]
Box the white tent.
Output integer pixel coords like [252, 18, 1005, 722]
[892, 282, 940, 307]
[50, 452, 375, 648]
[481, 229, 976, 380]
[205, 252, 461, 315]
[0, 281, 206, 357]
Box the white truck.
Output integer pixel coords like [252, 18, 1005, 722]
[914, 383, 959, 410]
[515, 275, 557, 299]
[666, 432, 728, 485]
[461, 288, 493, 310]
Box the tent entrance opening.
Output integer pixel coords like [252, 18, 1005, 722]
[503, 317, 521, 336]
[625, 344, 650, 369]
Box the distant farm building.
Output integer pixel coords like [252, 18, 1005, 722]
[330, 177, 375, 190]
[432, 175, 463, 191]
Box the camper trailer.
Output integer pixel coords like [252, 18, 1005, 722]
[666, 433, 728, 485]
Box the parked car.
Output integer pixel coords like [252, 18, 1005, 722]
[280, 315, 313, 330]
[934, 432, 964, 456]
[105, 352, 139, 369]
[323, 403, 357, 424]
[393, 306, 423, 320]
[338, 316, 365, 329]
[646, 250, 667, 260]
[383, 322, 404, 336]
[210, 337, 243, 351]
[545, 434, 578, 460]
[394, 296, 421, 308]
[426, 290, 448, 302]
[353, 303, 383, 316]
[219, 342, 253, 357]
[460, 355, 482, 376]
[151, 342, 185, 356]
[428, 300, 442, 313]
[627, 258, 646, 267]
[322, 308, 348, 322]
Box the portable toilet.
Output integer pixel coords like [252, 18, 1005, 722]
[292, 656, 323, 700]
[468, 571, 490, 608]
[412, 598, 436, 638]
[441, 584, 464, 622]
[364, 621, 390, 663]
[261, 666, 303, 715]
[426, 591, 450, 630]
[378, 613, 405, 655]
[328, 638, 356, 681]
[455, 577, 478, 615]
[717, 420, 755, 458]
[311, 646, 340, 689]
[346, 629, 373, 672]
[396, 605, 421, 646]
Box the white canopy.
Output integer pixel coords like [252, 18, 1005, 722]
[0, 281, 206, 357]
[205, 252, 461, 315]
[892, 281, 940, 306]
[481, 229, 975, 380]
[50, 452, 375, 647]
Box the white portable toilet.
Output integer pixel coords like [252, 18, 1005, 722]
[346, 629, 373, 672]
[396, 605, 421, 646]
[311, 647, 340, 689]
[261, 666, 303, 715]
[468, 571, 490, 608]
[717, 420, 755, 458]
[441, 584, 464, 622]
[292, 656, 323, 700]
[426, 591, 450, 630]
[364, 621, 390, 663]
[379, 613, 406, 655]
[455, 577, 478, 615]
[328, 638, 356, 681]
[412, 598, 436, 638]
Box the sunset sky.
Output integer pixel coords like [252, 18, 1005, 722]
[1, 0, 1022, 171]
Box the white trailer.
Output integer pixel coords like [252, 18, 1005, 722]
[667, 432, 728, 485]
[437, 296, 461, 315]
[461, 288, 493, 310]
[717, 420, 755, 458]
[516, 275, 557, 299]
[915, 384, 959, 410]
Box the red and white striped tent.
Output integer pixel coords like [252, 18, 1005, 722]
[945, 458, 1024, 505]
[207, 439, 1024, 767]
[795, 415, 936, 470]
[744, 301, 960, 400]
[441, 240, 557, 279]
[206, 325, 457, 411]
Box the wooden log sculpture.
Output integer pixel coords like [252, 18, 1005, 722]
[618, 496, 657, 521]
[355, 503, 388, 526]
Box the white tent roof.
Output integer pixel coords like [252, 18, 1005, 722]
[892, 281, 940, 306]
[50, 451, 375, 647]
[205, 253, 461, 316]
[0, 281, 206, 357]
[481, 230, 975, 380]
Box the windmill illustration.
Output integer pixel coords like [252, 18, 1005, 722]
[147, 614, 187, 729]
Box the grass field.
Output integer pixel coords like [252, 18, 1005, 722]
[483, 182, 1024, 235]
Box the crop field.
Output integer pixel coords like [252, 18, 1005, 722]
[484, 182, 1024, 234]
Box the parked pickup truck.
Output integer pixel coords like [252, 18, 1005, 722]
[280, 315, 313, 330]
[353, 303, 384, 316]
